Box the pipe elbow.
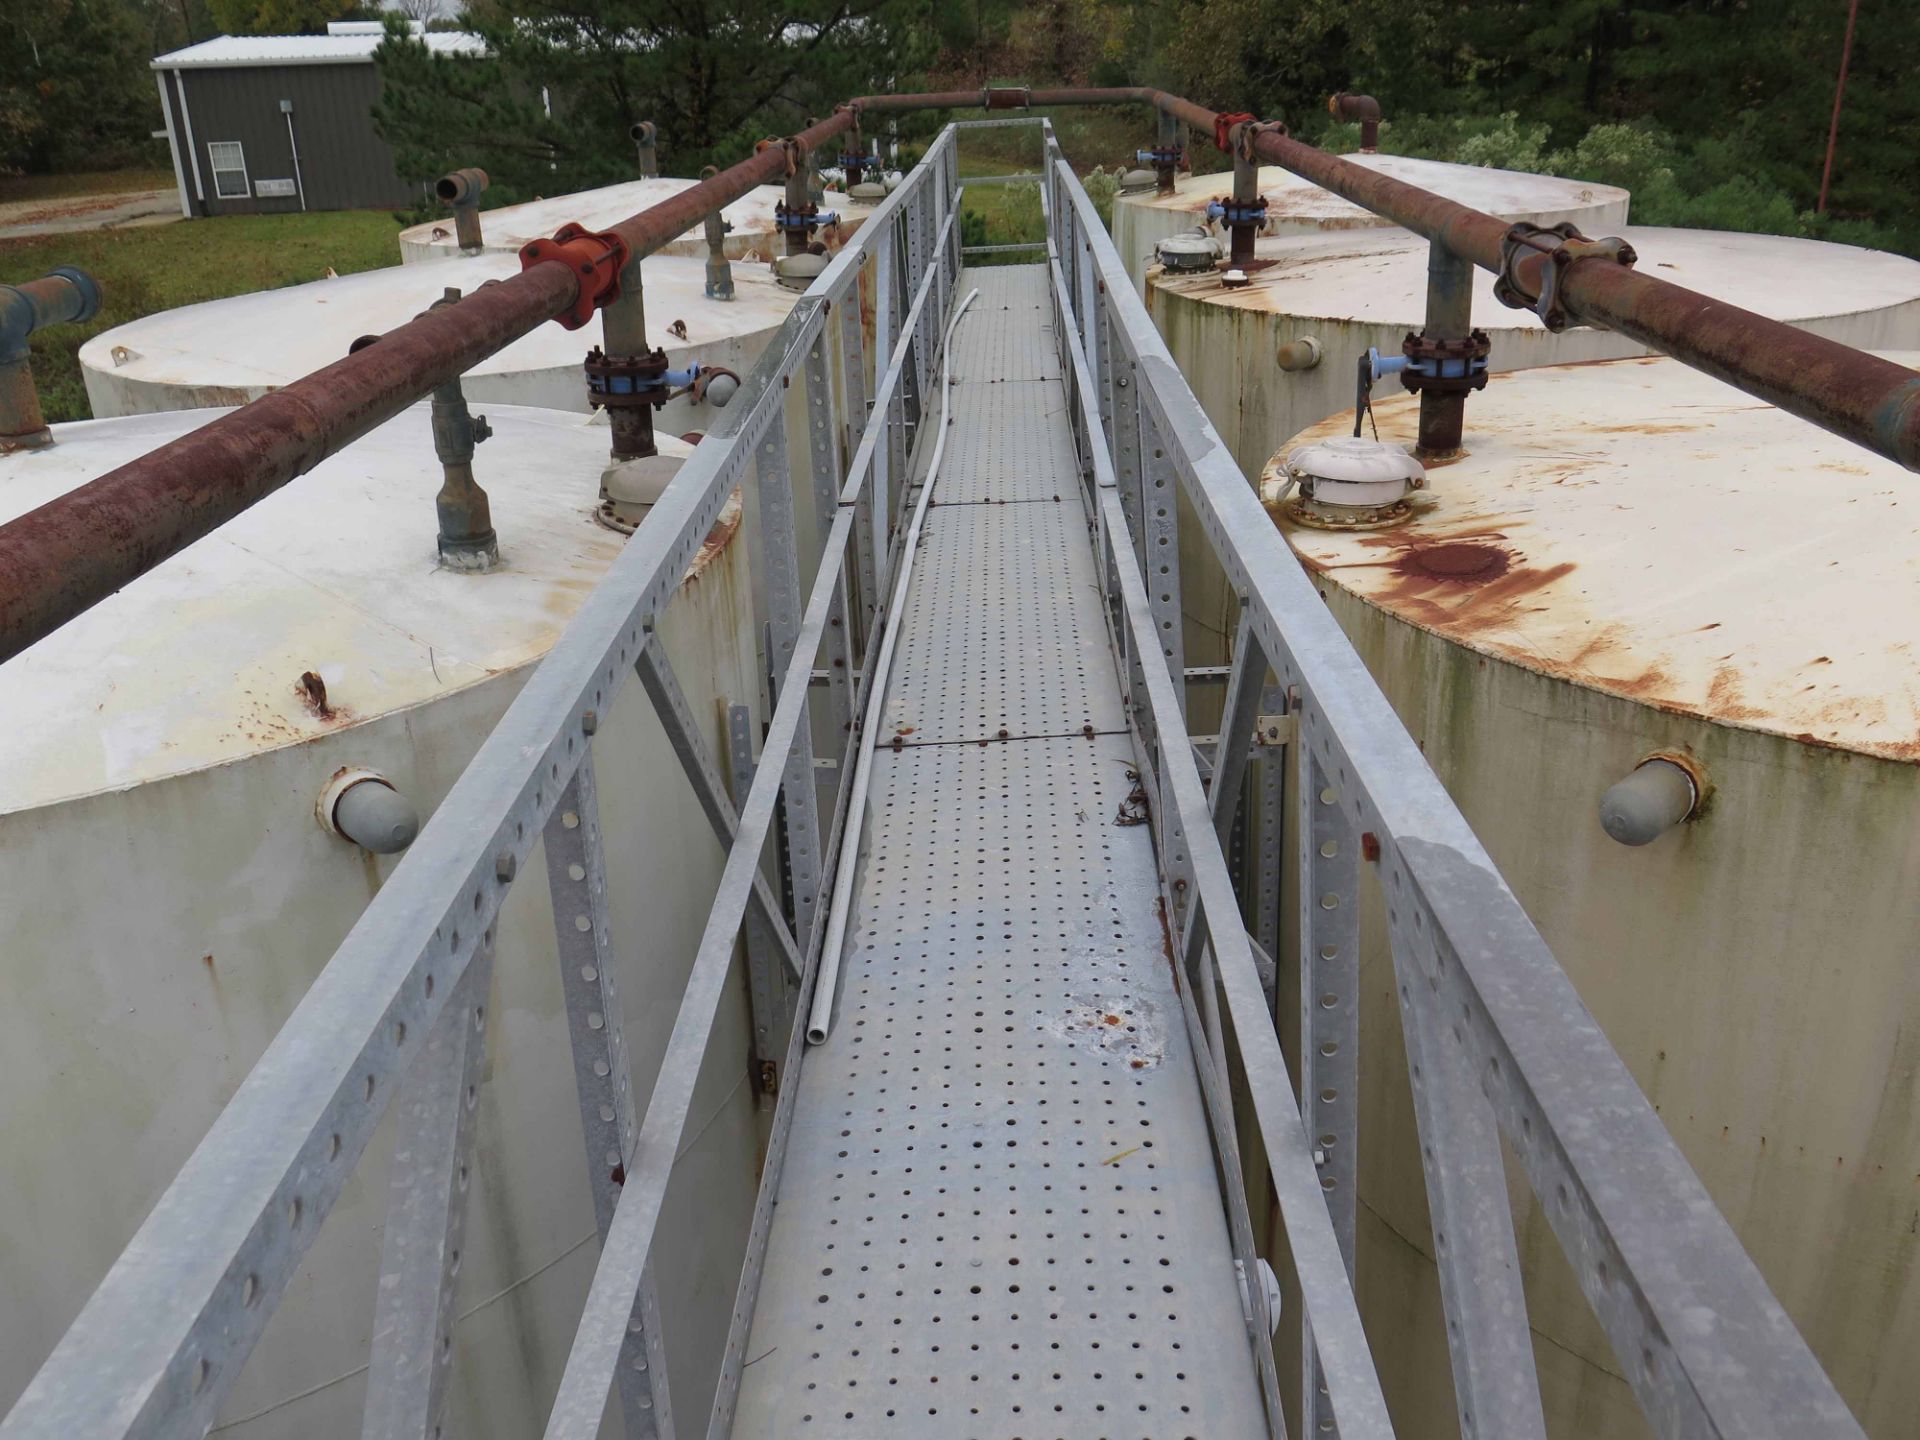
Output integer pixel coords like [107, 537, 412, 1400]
[435, 168, 489, 207]
[0, 268, 103, 363]
[1328, 92, 1383, 150]
[1599, 755, 1702, 846]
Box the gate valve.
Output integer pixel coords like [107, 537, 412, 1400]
[519, 222, 629, 330]
[774, 200, 839, 234]
[1394, 331, 1491, 397]
[1206, 196, 1269, 227]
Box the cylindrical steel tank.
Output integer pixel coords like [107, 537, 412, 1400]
[1154, 225, 1920, 668]
[1268, 354, 1920, 1440]
[0, 403, 769, 1438]
[79, 250, 797, 429]
[1112, 157, 1630, 294]
[398, 178, 880, 264]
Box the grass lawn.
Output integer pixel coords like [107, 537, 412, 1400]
[950, 106, 1158, 263]
[0, 210, 407, 422]
[0, 169, 176, 203]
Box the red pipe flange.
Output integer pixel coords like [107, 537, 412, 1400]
[518, 222, 630, 330]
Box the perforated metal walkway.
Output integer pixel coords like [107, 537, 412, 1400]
[731, 267, 1269, 1438]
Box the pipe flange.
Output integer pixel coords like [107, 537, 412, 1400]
[1398, 329, 1492, 398]
[518, 222, 628, 330]
[1206, 196, 1269, 227]
[1212, 111, 1257, 153]
[1493, 221, 1637, 332]
[773, 200, 837, 234]
[584, 346, 671, 408]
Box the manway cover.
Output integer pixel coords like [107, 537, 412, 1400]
[1273, 352, 1920, 760]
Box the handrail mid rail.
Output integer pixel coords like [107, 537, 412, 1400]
[1041, 131, 1865, 1439]
[0, 124, 964, 1440]
[0, 110, 1876, 1440]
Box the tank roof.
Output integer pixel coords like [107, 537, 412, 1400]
[1121, 156, 1628, 229]
[0, 407, 718, 813]
[397, 178, 879, 260]
[1273, 353, 1920, 760]
[79, 250, 794, 396]
[1150, 225, 1920, 330]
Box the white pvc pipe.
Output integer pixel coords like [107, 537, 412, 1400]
[807, 284, 981, 1045]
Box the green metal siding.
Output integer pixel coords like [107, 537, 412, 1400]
[175, 63, 424, 215]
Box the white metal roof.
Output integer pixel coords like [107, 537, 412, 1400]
[152, 31, 484, 70]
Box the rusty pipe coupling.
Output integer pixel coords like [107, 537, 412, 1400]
[1494, 221, 1638, 332]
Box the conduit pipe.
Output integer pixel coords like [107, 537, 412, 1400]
[807, 286, 981, 1046]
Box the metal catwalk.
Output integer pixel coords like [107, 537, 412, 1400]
[732, 267, 1267, 1435]
[0, 119, 1864, 1440]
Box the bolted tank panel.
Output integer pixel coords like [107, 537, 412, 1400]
[1269, 355, 1920, 1440]
[398, 177, 881, 264]
[1111, 156, 1630, 295]
[0, 404, 771, 1436]
[1152, 225, 1920, 675]
[79, 249, 798, 431]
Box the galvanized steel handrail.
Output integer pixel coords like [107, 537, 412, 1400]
[1043, 132, 1865, 1438]
[0, 112, 1875, 1440]
[0, 125, 959, 1440]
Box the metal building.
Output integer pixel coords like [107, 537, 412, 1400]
[151, 22, 483, 218]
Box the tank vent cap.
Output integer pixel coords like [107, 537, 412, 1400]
[1118, 168, 1159, 194]
[1277, 436, 1425, 530]
[598, 452, 686, 533]
[1155, 230, 1222, 272]
[849, 181, 888, 201]
[773, 251, 830, 291]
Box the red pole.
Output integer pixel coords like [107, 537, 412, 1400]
[1817, 0, 1860, 213]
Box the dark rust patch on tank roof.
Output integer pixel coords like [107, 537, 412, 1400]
[1394, 542, 1512, 584]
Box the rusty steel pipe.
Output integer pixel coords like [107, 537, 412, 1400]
[1329, 92, 1383, 151]
[435, 168, 489, 255]
[0, 111, 852, 663]
[0, 267, 102, 451]
[11, 82, 1920, 667]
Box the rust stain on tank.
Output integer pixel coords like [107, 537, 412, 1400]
[1394, 542, 1512, 585]
[682, 488, 742, 589]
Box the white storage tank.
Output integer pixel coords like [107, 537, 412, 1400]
[1112, 157, 1630, 293]
[1154, 226, 1920, 664]
[0, 404, 768, 1438]
[398, 177, 882, 265]
[1268, 354, 1920, 1440]
[80, 250, 798, 428]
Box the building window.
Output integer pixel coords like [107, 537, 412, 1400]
[207, 141, 249, 200]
